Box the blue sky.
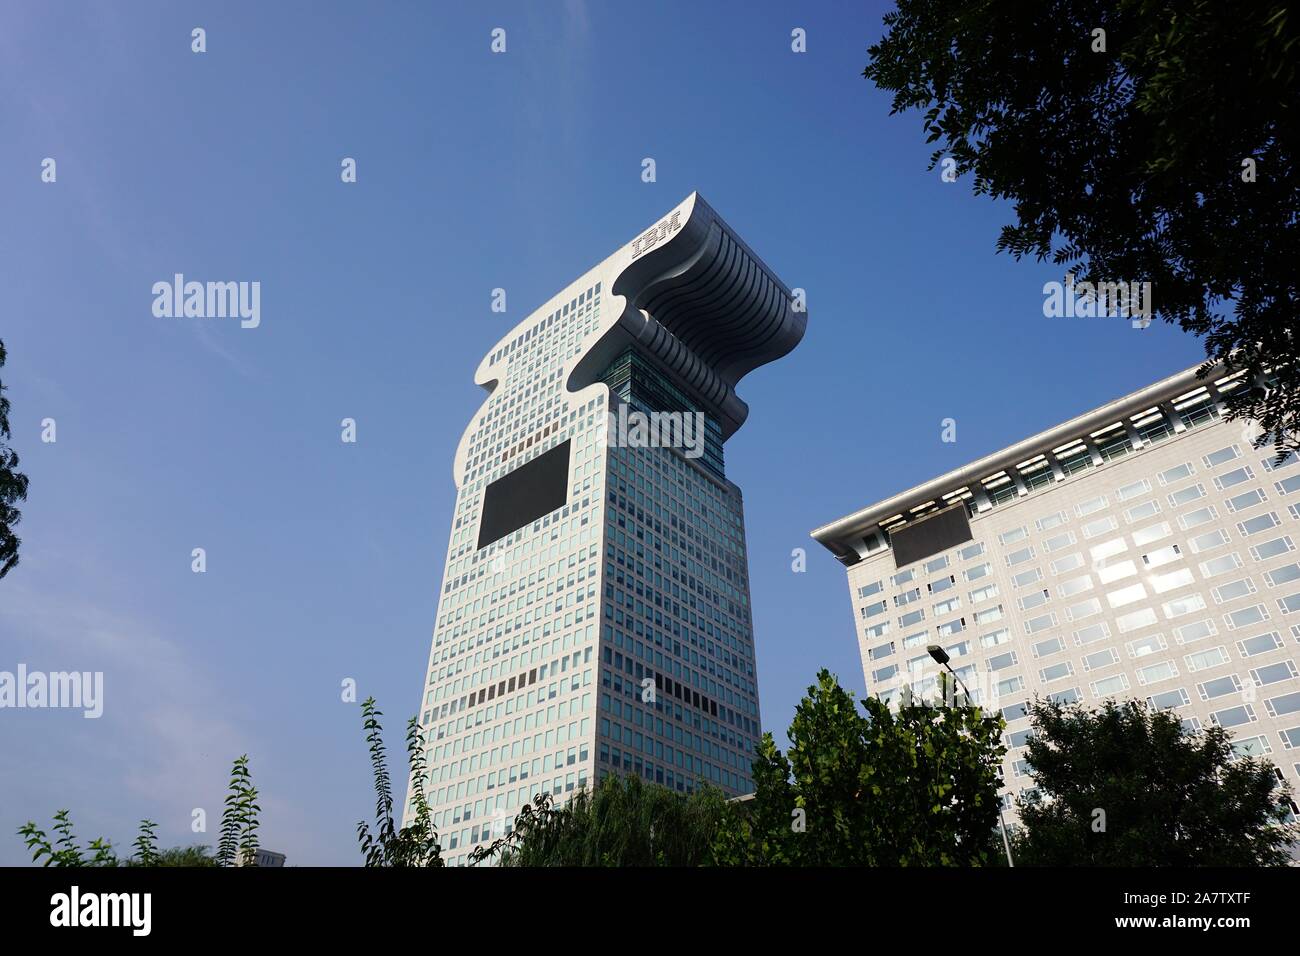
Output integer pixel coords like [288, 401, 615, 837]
[0, 1, 1205, 865]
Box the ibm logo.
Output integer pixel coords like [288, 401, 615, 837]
[630, 211, 682, 260]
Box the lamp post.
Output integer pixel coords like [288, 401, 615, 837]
[927, 645, 1015, 867]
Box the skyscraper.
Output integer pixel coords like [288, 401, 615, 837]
[408, 193, 805, 864]
[812, 364, 1300, 823]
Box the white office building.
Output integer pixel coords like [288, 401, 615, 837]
[406, 193, 805, 864]
[812, 365, 1300, 818]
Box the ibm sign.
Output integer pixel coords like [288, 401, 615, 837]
[630, 210, 682, 260]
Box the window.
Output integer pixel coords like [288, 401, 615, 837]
[1168, 484, 1206, 507]
[1151, 568, 1195, 594]
[1018, 589, 1050, 611]
[1043, 531, 1076, 553]
[986, 651, 1018, 672]
[925, 555, 951, 574]
[1125, 499, 1161, 523]
[865, 621, 890, 640]
[937, 618, 966, 637]
[1211, 705, 1256, 728]
[1041, 661, 1074, 683]
[1173, 619, 1217, 645]
[1050, 554, 1085, 575]
[980, 628, 1011, 649]
[1275, 474, 1300, 496]
[1036, 512, 1068, 532]
[1143, 544, 1183, 568]
[894, 588, 921, 608]
[1212, 578, 1257, 604]
[934, 596, 961, 616]
[997, 676, 1026, 696]
[1097, 558, 1137, 583]
[1265, 692, 1300, 718]
[1058, 574, 1093, 597]
[902, 630, 928, 649]
[1279, 726, 1300, 750]
[969, 583, 1000, 604]
[1012, 566, 1043, 587]
[1133, 522, 1172, 545]
[958, 541, 986, 561]
[1200, 553, 1243, 578]
[1238, 512, 1281, 537]
[1024, 613, 1057, 635]
[1091, 538, 1128, 563]
[1051, 687, 1082, 705]
[1225, 488, 1267, 513]
[1279, 593, 1300, 614]
[1232, 736, 1271, 758]
[1032, 636, 1065, 658]
[928, 575, 957, 594]
[1198, 674, 1242, 700]
[964, 562, 992, 581]
[872, 664, 898, 683]
[1158, 462, 1195, 485]
[1237, 632, 1283, 657]
[1261, 450, 1298, 472]
[973, 605, 1004, 626]
[1007, 729, 1034, 749]
[1265, 564, 1300, 587]
[1107, 583, 1147, 608]
[1185, 646, 1231, 672]
[1091, 674, 1130, 696]
[999, 527, 1028, 546]
[1178, 507, 1218, 530]
[1251, 660, 1299, 686]
[1002, 702, 1029, 722]
[1136, 660, 1179, 685]
[857, 581, 883, 599]
[1164, 594, 1208, 618]
[1214, 466, 1255, 491]
[1006, 547, 1035, 567]
[899, 609, 925, 628]
[1127, 633, 1167, 657]
[1118, 478, 1152, 501]
[1116, 608, 1159, 633]
[1082, 515, 1119, 539]
[1083, 648, 1120, 671]
[892, 569, 917, 587]
[1224, 604, 1268, 630]
[1074, 622, 1111, 646]
[1203, 445, 1242, 468]
[1076, 496, 1109, 517]
[1148, 688, 1191, 710]
[868, 642, 896, 661]
[1250, 536, 1294, 561]
[1188, 530, 1229, 554]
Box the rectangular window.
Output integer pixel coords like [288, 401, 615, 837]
[1163, 594, 1208, 618]
[1083, 648, 1120, 671]
[1225, 489, 1267, 513]
[1076, 495, 1109, 517]
[1158, 462, 1195, 485]
[867, 642, 896, 661]
[980, 628, 1011, 649]
[1117, 607, 1159, 633]
[1168, 484, 1206, 507]
[1149, 688, 1191, 710]
[936, 617, 966, 637]
[1185, 646, 1231, 672]
[1198, 674, 1243, 700]
[1151, 568, 1195, 594]
[892, 569, 917, 587]
[1091, 538, 1128, 563]
[1237, 632, 1283, 657]
[1203, 445, 1242, 468]
[1251, 660, 1299, 686]
[1118, 478, 1152, 501]
[1214, 466, 1255, 491]
[969, 583, 1000, 604]
[1125, 499, 1161, 523]
[871, 664, 898, 683]
[1275, 474, 1300, 496]
[1224, 604, 1268, 629]
[933, 596, 961, 615]
[865, 621, 890, 640]
[1173, 619, 1217, 645]
[1127, 633, 1166, 658]
[986, 651, 1018, 672]
[973, 605, 1004, 626]
[894, 588, 922, 607]
[1040, 661, 1074, 683]
[1058, 574, 1093, 598]
[1178, 507, 1218, 530]
[928, 575, 957, 594]
[1091, 674, 1130, 697]
[1265, 564, 1300, 587]
[1032, 636, 1065, 658]
[1006, 546, 1035, 567]
[1265, 692, 1300, 718]
[1212, 578, 1257, 604]
[1043, 531, 1076, 553]
[857, 580, 884, 599]
[958, 541, 986, 561]
[1017, 589, 1050, 611]
[1136, 660, 1179, 685]
[925, 555, 951, 574]
[1024, 612, 1057, 635]
[1133, 522, 1172, 546]
[1238, 512, 1281, 537]
[899, 609, 925, 628]
[1143, 544, 1183, 568]
[1278, 593, 1300, 614]
[997, 676, 1026, 696]
[1074, 622, 1111, 646]
[1250, 536, 1294, 561]
[1200, 553, 1243, 578]
[1036, 512, 1068, 532]
[1049, 554, 1085, 575]
[1188, 530, 1229, 554]
[998, 527, 1028, 546]
[1012, 566, 1044, 587]
[1097, 558, 1137, 584]
[964, 562, 992, 581]
[1107, 583, 1147, 608]
[1211, 705, 1257, 728]
[1082, 516, 1119, 539]
[862, 600, 887, 618]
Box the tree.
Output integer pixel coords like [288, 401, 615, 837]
[713, 669, 1006, 866]
[1013, 697, 1299, 865]
[0, 339, 29, 579]
[216, 754, 260, 867]
[356, 697, 443, 867]
[864, 1, 1300, 457]
[18, 809, 116, 867]
[470, 774, 729, 867]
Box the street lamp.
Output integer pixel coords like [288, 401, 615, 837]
[926, 645, 1015, 867]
